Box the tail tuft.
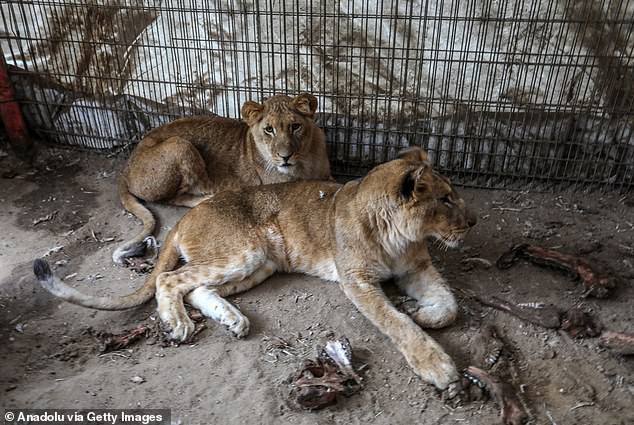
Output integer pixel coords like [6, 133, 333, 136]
[113, 236, 159, 265]
[122, 240, 148, 258]
[33, 258, 52, 281]
[113, 241, 147, 265]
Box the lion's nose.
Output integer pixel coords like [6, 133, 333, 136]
[278, 153, 293, 164]
[467, 209, 478, 228]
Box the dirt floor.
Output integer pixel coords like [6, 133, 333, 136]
[0, 144, 632, 425]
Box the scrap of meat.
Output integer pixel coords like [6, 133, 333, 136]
[560, 308, 600, 339]
[496, 244, 614, 298]
[291, 337, 363, 410]
[293, 360, 343, 409]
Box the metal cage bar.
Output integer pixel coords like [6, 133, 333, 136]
[0, 0, 632, 191]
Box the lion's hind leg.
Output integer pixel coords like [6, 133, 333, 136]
[115, 136, 214, 264]
[161, 136, 217, 207]
[184, 259, 277, 338]
[185, 287, 249, 338]
[155, 253, 269, 341]
[168, 193, 213, 208]
[136, 136, 215, 208]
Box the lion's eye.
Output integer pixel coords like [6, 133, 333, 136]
[263, 126, 275, 135]
[291, 123, 301, 132]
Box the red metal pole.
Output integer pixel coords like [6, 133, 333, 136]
[0, 47, 33, 160]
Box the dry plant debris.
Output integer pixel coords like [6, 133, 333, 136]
[123, 257, 155, 274]
[32, 210, 58, 226]
[262, 333, 310, 363]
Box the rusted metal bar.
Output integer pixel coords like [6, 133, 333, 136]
[0, 47, 33, 160]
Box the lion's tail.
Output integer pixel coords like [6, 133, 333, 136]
[112, 176, 157, 265]
[33, 229, 180, 310]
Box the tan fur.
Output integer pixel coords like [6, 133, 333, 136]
[113, 93, 331, 264]
[35, 148, 477, 391]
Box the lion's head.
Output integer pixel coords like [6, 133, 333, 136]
[358, 147, 477, 251]
[241, 94, 324, 175]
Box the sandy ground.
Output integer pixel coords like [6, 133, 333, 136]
[0, 145, 632, 425]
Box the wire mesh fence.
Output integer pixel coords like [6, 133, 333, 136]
[1, 0, 633, 191]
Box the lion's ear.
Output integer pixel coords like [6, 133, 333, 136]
[400, 166, 430, 199]
[397, 147, 430, 165]
[292, 93, 318, 118]
[241, 101, 265, 126]
[400, 170, 417, 199]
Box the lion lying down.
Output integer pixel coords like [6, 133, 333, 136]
[113, 93, 331, 265]
[33, 147, 477, 391]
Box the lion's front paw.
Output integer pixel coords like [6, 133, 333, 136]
[409, 348, 459, 391]
[442, 380, 463, 400]
[427, 353, 460, 390]
[410, 302, 458, 329]
[395, 297, 457, 330]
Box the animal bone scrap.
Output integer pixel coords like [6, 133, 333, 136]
[96, 326, 149, 353]
[599, 330, 634, 356]
[473, 325, 506, 371]
[476, 296, 634, 358]
[476, 296, 561, 329]
[291, 337, 363, 410]
[462, 366, 527, 425]
[475, 296, 600, 339]
[463, 326, 528, 425]
[496, 243, 615, 298]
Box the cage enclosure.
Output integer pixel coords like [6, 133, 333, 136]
[1, 0, 633, 190]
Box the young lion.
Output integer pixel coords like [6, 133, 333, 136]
[34, 147, 477, 391]
[113, 93, 331, 265]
